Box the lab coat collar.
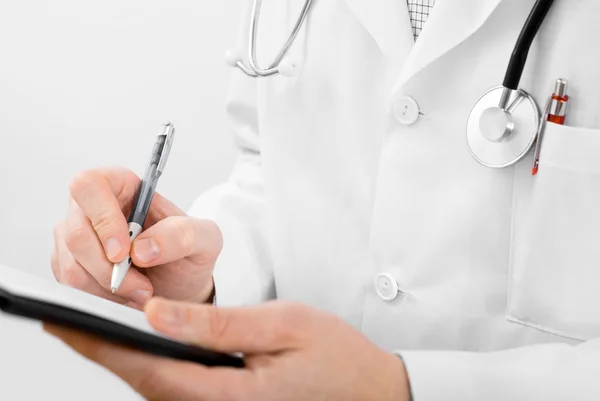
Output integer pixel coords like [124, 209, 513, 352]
[343, 0, 414, 59]
[343, 0, 504, 90]
[395, 0, 503, 89]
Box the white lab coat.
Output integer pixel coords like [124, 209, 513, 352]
[189, 0, 600, 399]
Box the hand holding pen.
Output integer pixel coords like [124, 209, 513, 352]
[52, 123, 220, 309]
[111, 123, 176, 293]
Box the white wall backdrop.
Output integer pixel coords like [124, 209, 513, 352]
[0, 1, 240, 399]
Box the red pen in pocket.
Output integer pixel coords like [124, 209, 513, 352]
[532, 78, 569, 176]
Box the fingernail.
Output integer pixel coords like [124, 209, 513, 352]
[133, 238, 160, 263]
[105, 237, 122, 259]
[129, 289, 152, 306]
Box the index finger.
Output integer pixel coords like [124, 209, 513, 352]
[69, 167, 139, 262]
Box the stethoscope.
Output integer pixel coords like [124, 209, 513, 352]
[225, 0, 314, 78]
[226, 0, 556, 168]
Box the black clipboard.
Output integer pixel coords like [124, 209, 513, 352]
[0, 265, 244, 368]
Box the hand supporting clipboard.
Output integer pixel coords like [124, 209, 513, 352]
[0, 265, 244, 368]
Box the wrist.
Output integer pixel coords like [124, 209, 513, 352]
[183, 274, 215, 304]
[383, 350, 412, 401]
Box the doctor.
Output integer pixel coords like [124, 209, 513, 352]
[47, 0, 600, 400]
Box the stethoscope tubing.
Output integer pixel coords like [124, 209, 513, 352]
[503, 0, 556, 90]
[231, 0, 559, 170]
[244, 0, 314, 77]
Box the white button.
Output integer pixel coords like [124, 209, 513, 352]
[393, 96, 420, 125]
[375, 273, 400, 301]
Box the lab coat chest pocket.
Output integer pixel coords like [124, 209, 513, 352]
[508, 122, 600, 341]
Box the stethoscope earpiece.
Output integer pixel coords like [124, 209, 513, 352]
[226, 0, 556, 169]
[227, 0, 313, 78]
[277, 58, 298, 78]
[225, 49, 242, 68]
[225, 48, 299, 78]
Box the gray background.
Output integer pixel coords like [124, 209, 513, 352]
[0, 0, 239, 398]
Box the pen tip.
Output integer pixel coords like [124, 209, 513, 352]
[532, 167, 538, 176]
[111, 287, 117, 294]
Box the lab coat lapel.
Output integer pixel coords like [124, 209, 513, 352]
[393, 0, 503, 91]
[343, 0, 414, 60]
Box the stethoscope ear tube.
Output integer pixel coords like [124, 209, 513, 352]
[502, 0, 556, 90]
[226, 0, 313, 77]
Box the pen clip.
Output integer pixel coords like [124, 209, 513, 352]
[157, 123, 175, 174]
[538, 96, 552, 137]
[531, 96, 553, 175]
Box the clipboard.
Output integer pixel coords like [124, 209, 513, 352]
[0, 265, 244, 368]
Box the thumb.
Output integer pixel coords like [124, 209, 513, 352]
[131, 216, 222, 268]
[145, 298, 306, 354]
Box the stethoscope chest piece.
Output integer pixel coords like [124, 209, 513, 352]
[467, 86, 540, 168]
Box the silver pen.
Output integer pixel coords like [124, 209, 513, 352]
[111, 123, 175, 293]
[532, 78, 569, 176]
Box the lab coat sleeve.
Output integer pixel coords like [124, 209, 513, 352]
[397, 337, 600, 400]
[186, 68, 275, 307]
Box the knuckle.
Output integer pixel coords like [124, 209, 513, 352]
[205, 307, 229, 339]
[201, 219, 223, 260]
[60, 262, 86, 289]
[91, 209, 119, 239]
[112, 167, 140, 199]
[130, 366, 166, 399]
[276, 325, 298, 344]
[63, 222, 87, 250]
[172, 218, 198, 257]
[69, 169, 97, 199]
[53, 221, 65, 241]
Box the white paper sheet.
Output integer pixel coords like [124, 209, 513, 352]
[0, 264, 175, 341]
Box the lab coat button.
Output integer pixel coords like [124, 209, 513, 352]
[375, 273, 400, 301]
[393, 96, 420, 125]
